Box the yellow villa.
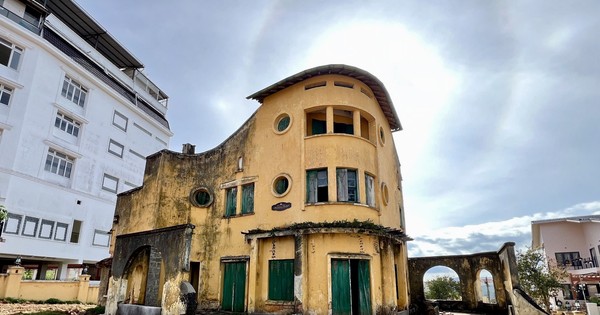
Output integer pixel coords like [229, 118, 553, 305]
[105, 64, 410, 315]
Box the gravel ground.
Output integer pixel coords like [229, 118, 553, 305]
[0, 302, 96, 315]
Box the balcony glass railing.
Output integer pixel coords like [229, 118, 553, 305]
[0, 6, 40, 34]
[560, 257, 598, 270]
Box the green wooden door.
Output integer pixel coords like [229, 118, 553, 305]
[222, 262, 246, 312]
[357, 260, 372, 315]
[331, 259, 351, 315]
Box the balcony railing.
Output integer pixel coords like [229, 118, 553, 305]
[560, 257, 598, 270]
[0, 6, 41, 34]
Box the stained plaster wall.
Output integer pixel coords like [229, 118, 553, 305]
[110, 72, 408, 313]
[106, 225, 193, 315]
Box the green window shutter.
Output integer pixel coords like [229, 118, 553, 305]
[268, 259, 294, 301]
[241, 184, 254, 214]
[225, 187, 237, 217]
[312, 119, 326, 135]
[306, 170, 317, 203]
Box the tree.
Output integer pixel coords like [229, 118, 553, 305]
[517, 247, 567, 312]
[425, 275, 461, 300]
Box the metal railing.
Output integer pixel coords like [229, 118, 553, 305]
[560, 257, 598, 270]
[0, 6, 41, 34]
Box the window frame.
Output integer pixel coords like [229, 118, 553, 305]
[54, 112, 81, 137]
[306, 168, 328, 203]
[336, 168, 358, 203]
[0, 83, 13, 106]
[0, 37, 23, 70]
[44, 148, 75, 178]
[108, 139, 125, 158]
[69, 220, 82, 244]
[102, 173, 119, 193]
[112, 110, 128, 131]
[365, 173, 376, 207]
[61, 75, 88, 107]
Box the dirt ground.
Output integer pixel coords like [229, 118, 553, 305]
[0, 302, 96, 315]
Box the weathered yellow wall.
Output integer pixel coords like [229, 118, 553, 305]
[0, 268, 98, 303]
[111, 72, 408, 313]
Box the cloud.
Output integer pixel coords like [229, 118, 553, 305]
[408, 201, 600, 257]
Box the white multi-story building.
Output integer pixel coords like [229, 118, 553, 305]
[0, 0, 172, 280]
[532, 215, 600, 304]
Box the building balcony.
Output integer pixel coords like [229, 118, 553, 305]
[0, 5, 40, 34]
[561, 257, 600, 275]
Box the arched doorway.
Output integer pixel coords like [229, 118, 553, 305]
[423, 266, 462, 301]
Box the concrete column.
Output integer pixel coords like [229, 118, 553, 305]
[37, 264, 48, 280]
[56, 263, 69, 280]
[380, 239, 396, 308]
[294, 234, 306, 312]
[326, 106, 333, 133]
[247, 238, 259, 313]
[353, 110, 361, 137]
[145, 248, 162, 306]
[395, 244, 410, 309]
[4, 266, 24, 298]
[77, 274, 91, 303]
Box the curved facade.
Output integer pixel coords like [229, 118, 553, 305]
[107, 65, 409, 314]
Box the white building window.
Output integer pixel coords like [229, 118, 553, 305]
[61, 76, 87, 107]
[3, 213, 22, 234]
[92, 230, 110, 247]
[44, 148, 74, 178]
[54, 222, 68, 241]
[22, 216, 39, 237]
[102, 173, 119, 193]
[112, 110, 128, 131]
[0, 84, 12, 106]
[54, 112, 80, 137]
[39, 220, 54, 239]
[0, 37, 22, 70]
[108, 139, 124, 158]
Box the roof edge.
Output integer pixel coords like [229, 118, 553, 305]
[247, 64, 402, 131]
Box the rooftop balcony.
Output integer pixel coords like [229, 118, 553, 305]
[0, 4, 41, 34]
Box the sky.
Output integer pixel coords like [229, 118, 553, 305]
[75, 0, 600, 257]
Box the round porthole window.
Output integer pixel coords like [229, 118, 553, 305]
[190, 187, 212, 207]
[272, 174, 291, 197]
[381, 183, 389, 206]
[274, 113, 292, 134]
[379, 126, 386, 145]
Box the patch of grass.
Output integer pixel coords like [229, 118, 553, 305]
[3, 297, 27, 303]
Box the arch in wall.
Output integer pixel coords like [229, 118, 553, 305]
[422, 265, 462, 301]
[475, 269, 497, 304]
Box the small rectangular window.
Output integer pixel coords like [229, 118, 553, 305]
[337, 168, 358, 202]
[305, 81, 326, 90]
[0, 37, 23, 70]
[129, 149, 145, 160]
[38, 219, 55, 239]
[241, 183, 254, 214]
[307, 168, 328, 203]
[225, 187, 237, 217]
[334, 81, 354, 89]
[22, 216, 39, 237]
[92, 230, 110, 247]
[3, 213, 22, 234]
[268, 259, 294, 301]
[108, 139, 124, 158]
[133, 122, 152, 136]
[54, 222, 68, 241]
[44, 148, 74, 178]
[365, 173, 375, 207]
[61, 76, 88, 107]
[54, 112, 81, 137]
[102, 173, 119, 193]
[0, 84, 12, 105]
[112, 110, 128, 131]
[70, 220, 81, 243]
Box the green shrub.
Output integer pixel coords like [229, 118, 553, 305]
[85, 305, 105, 315]
[4, 297, 27, 303]
[44, 298, 64, 304]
